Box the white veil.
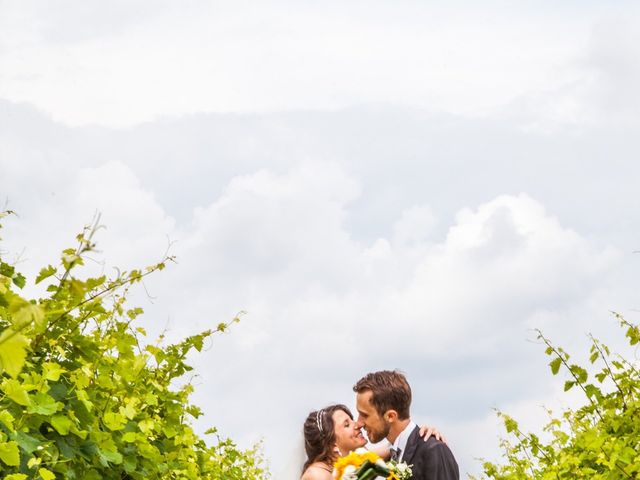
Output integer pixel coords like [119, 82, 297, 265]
[276, 434, 307, 480]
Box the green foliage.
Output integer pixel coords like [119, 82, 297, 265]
[0, 213, 268, 479]
[476, 318, 640, 479]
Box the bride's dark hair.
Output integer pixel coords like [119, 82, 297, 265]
[302, 404, 353, 474]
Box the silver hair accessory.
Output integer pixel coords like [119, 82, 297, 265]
[316, 409, 324, 433]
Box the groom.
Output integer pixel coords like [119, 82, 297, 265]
[353, 370, 459, 480]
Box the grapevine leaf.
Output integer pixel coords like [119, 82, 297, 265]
[0, 441, 20, 466]
[38, 469, 56, 480]
[27, 392, 60, 415]
[15, 431, 40, 454]
[35, 265, 57, 284]
[0, 330, 30, 378]
[11, 273, 26, 289]
[549, 357, 562, 375]
[5, 474, 27, 480]
[50, 414, 73, 435]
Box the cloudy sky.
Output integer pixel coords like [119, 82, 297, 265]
[2, 1, 640, 477]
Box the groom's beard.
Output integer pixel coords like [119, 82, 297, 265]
[368, 422, 391, 444]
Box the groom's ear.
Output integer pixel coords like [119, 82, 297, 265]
[384, 410, 398, 422]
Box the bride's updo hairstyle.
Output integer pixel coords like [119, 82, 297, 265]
[302, 404, 352, 473]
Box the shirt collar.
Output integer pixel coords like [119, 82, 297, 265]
[391, 420, 416, 460]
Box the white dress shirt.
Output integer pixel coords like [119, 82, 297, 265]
[391, 420, 417, 462]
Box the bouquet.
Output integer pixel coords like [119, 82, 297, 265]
[333, 448, 412, 480]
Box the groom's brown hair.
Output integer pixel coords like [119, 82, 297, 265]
[353, 370, 412, 419]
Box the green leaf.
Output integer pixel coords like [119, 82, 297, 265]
[50, 414, 73, 435]
[83, 471, 101, 480]
[48, 382, 68, 401]
[0, 329, 30, 378]
[103, 412, 126, 431]
[0, 261, 15, 278]
[123, 455, 137, 473]
[61, 249, 82, 270]
[15, 431, 40, 454]
[564, 380, 575, 391]
[138, 418, 154, 434]
[549, 357, 562, 375]
[625, 323, 640, 345]
[0, 441, 20, 466]
[56, 436, 76, 459]
[503, 415, 518, 433]
[99, 449, 123, 465]
[1, 379, 31, 406]
[571, 365, 588, 383]
[85, 275, 106, 291]
[12, 303, 45, 329]
[584, 384, 601, 399]
[0, 410, 15, 430]
[120, 400, 136, 420]
[43, 362, 65, 381]
[35, 265, 57, 284]
[38, 469, 56, 480]
[27, 392, 60, 415]
[12, 273, 26, 289]
[76, 389, 93, 411]
[192, 333, 204, 352]
[162, 425, 177, 438]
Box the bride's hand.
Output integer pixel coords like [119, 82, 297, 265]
[418, 424, 448, 445]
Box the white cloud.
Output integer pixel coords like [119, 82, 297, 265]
[392, 195, 618, 353]
[0, 1, 614, 127]
[498, 12, 640, 130]
[585, 17, 640, 121]
[392, 204, 437, 247]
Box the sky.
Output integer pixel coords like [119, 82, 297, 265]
[1, 1, 640, 478]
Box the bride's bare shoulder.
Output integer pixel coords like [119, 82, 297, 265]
[300, 463, 333, 480]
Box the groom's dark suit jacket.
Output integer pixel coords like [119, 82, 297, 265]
[401, 426, 459, 480]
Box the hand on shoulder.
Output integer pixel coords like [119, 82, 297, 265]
[418, 424, 448, 445]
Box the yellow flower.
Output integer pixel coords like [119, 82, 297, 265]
[333, 450, 383, 480]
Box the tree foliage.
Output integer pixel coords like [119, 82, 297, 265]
[477, 316, 640, 479]
[0, 212, 269, 479]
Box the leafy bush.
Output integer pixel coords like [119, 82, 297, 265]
[477, 317, 640, 479]
[0, 212, 269, 479]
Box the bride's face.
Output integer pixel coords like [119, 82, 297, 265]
[332, 409, 367, 454]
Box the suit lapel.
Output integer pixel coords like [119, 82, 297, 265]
[400, 426, 421, 464]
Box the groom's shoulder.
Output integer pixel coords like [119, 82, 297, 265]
[415, 435, 452, 454]
[410, 437, 459, 479]
[411, 435, 457, 464]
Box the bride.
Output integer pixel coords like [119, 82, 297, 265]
[301, 404, 444, 479]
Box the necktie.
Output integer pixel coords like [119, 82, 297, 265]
[390, 447, 401, 462]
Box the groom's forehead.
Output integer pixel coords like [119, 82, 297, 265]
[359, 389, 373, 398]
[356, 389, 375, 406]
